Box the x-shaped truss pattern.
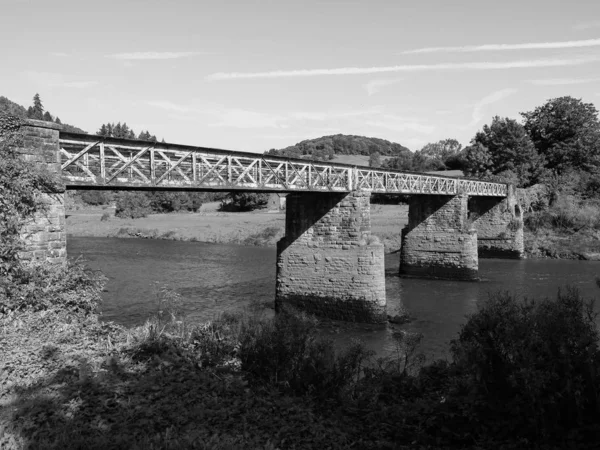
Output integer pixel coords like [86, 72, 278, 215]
[59, 133, 507, 197]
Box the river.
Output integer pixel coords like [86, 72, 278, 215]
[68, 236, 600, 361]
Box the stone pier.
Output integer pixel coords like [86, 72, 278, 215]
[275, 191, 386, 323]
[11, 119, 67, 264]
[399, 194, 478, 280]
[469, 186, 524, 259]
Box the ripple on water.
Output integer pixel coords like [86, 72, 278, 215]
[68, 237, 600, 360]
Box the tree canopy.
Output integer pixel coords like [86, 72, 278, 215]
[467, 116, 544, 186]
[266, 134, 411, 161]
[521, 97, 600, 174]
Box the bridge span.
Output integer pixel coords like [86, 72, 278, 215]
[7, 117, 524, 323]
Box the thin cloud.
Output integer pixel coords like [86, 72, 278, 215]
[206, 55, 600, 80]
[24, 71, 98, 89]
[468, 88, 518, 128]
[402, 38, 600, 54]
[528, 77, 600, 86]
[49, 52, 69, 57]
[364, 78, 403, 96]
[108, 52, 202, 60]
[574, 21, 600, 31]
[366, 114, 434, 134]
[147, 101, 192, 113]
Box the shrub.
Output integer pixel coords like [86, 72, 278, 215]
[79, 189, 111, 206]
[115, 192, 151, 218]
[220, 192, 269, 212]
[157, 192, 203, 212]
[238, 308, 373, 396]
[0, 260, 104, 313]
[449, 287, 600, 442]
[100, 212, 110, 221]
[0, 130, 58, 280]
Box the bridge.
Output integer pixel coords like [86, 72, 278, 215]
[7, 117, 524, 323]
[59, 131, 507, 197]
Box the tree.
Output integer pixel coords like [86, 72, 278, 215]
[463, 142, 493, 178]
[472, 116, 544, 186]
[220, 193, 269, 212]
[369, 152, 382, 168]
[383, 150, 415, 171]
[521, 97, 600, 174]
[43, 111, 53, 122]
[420, 139, 462, 162]
[28, 94, 44, 120]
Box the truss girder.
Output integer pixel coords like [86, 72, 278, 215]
[58, 137, 507, 197]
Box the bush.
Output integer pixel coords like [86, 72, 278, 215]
[100, 212, 110, 221]
[219, 192, 269, 212]
[525, 195, 600, 232]
[0, 261, 104, 313]
[449, 288, 600, 442]
[79, 190, 111, 206]
[0, 130, 58, 280]
[115, 192, 152, 218]
[147, 191, 203, 213]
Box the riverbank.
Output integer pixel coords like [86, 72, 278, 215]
[66, 202, 408, 253]
[66, 202, 600, 259]
[3, 268, 600, 449]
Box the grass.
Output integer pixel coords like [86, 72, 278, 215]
[3, 270, 600, 449]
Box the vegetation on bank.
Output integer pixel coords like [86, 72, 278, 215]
[3, 124, 600, 448]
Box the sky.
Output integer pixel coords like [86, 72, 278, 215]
[2, 0, 600, 153]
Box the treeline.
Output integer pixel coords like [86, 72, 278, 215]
[0, 94, 84, 133]
[384, 96, 599, 191]
[97, 121, 160, 142]
[266, 134, 411, 160]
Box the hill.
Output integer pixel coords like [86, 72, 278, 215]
[266, 134, 411, 161]
[0, 95, 85, 133]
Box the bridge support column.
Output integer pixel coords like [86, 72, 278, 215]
[13, 119, 67, 264]
[276, 191, 386, 323]
[400, 194, 478, 280]
[469, 186, 524, 259]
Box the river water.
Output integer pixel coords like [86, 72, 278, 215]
[68, 236, 600, 361]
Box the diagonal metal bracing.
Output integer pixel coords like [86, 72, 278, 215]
[59, 132, 508, 197]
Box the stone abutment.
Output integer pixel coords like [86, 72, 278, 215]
[400, 194, 479, 280]
[275, 191, 387, 323]
[469, 186, 524, 259]
[10, 119, 67, 264]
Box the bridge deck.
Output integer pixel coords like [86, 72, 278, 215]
[59, 132, 507, 197]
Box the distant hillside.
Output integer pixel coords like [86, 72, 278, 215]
[0, 96, 28, 118]
[0, 95, 84, 133]
[266, 134, 411, 161]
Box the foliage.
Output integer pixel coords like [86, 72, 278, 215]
[0, 260, 104, 314]
[79, 189, 111, 206]
[0, 96, 28, 118]
[267, 134, 411, 160]
[114, 192, 152, 218]
[97, 122, 158, 141]
[220, 192, 269, 212]
[522, 96, 600, 174]
[146, 191, 203, 213]
[368, 151, 382, 167]
[450, 288, 600, 442]
[2, 282, 600, 448]
[0, 129, 57, 281]
[420, 138, 462, 161]
[462, 142, 494, 178]
[383, 148, 447, 172]
[471, 116, 545, 186]
[524, 194, 600, 232]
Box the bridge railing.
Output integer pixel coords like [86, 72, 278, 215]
[59, 132, 507, 196]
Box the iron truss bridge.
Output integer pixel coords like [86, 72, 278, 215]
[59, 132, 507, 197]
